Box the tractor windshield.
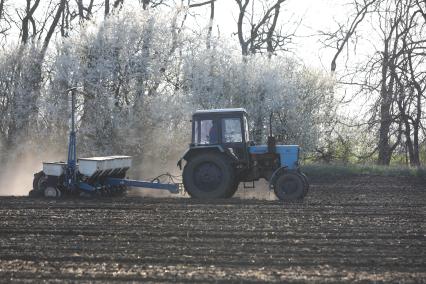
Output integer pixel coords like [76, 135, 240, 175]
[222, 118, 242, 143]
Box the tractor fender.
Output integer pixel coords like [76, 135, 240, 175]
[177, 145, 236, 170]
[268, 166, 289, 191]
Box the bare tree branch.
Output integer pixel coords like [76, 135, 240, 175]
[235, 0, 291, 57]
[325, 0, 376, 72]
[42, 0, 66, 56]
[21, 0, 41, 44]
[189, 0, 216, 8]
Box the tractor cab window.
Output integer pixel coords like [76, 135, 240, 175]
[198, 119, 218, 144]
[194, 121, 199, 144]
[222, 118, 242, 143]
[243, 115, 250, 142]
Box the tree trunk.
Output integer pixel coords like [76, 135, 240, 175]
[412, 123, 420, 166]
[377, 43, 394, 165]
[206, 1, 214, 49]
[377, 103, 393, 165]
[403, 120, 415, 165]
[105, 0, 110, 17]
[408, 51, 422, 167]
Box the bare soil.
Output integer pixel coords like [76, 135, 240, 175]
[0, 175, 425, 283]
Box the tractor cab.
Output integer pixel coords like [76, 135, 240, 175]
[190, 108, 250, 162]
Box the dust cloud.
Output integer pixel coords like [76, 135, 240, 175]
[127, 152, 186, 198]
[124, 123, 188, 198]
[0, 150, 63, 196]
[234, 180, 277, 200]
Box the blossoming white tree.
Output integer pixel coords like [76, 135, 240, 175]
[0, 5, 335, 169]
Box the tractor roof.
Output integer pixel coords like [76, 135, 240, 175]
[193, 108, 247, 116]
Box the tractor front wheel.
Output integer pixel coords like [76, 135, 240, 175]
[183, 153, 236, 199]
[273, 172, 305, 201]
[300, 172, 310, 197]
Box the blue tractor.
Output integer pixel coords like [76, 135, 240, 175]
[178, 108, 309, 200]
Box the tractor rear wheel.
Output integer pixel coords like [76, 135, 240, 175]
[273, 172, 305, 201]
[183, 153, 236, 199]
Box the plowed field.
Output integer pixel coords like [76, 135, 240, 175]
[0, 176, 425, 283]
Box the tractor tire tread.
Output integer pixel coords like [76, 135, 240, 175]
[183, 152, 236, 199]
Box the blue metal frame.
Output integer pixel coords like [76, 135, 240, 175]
[106, 178, 179, 193]
[66, 88, 78, 191]
[249, 145, 299, 170]
[78, 182, 96, 192]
